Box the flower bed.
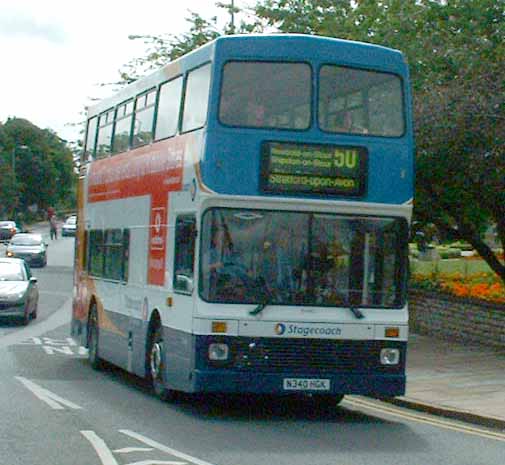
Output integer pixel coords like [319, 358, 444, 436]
[410, 272, 505, 304]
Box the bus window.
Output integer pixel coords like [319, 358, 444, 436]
[84, 117, 97, 161]
[155, 77, 183, 140]
[173, 216, 196, 294]
[132, 89, 156, 148]
[103, 229, 124, 281]
[88, 230, 104, 277]
[181, 63, 211, 133]
[112, 100, 134, 154]
[96, 110, 113, 159]
[319, 66, 404, 137]
[219, 61, 311, 130]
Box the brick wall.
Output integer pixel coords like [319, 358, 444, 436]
[409, 289, 505, 348]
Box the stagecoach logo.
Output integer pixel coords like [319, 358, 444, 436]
[274, 322, 343, 338]
[274, 323, 286, 335]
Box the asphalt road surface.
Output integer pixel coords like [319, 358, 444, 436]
[1, 225, 504, 465]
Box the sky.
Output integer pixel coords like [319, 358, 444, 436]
[0, 0, 244, 143]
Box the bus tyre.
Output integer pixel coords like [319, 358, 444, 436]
[147, 324, 174, 402]
[87, 306, 102, 370]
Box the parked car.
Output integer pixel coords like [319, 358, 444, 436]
[6, 233, 48, 267]
[61, 215, 77, 237]
[0, 221, 20, 242]
[0, 258, 38, 325]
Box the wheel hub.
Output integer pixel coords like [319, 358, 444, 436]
[150, 342, 162, 379]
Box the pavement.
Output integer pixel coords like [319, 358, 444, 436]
[385, 333, 505, 429]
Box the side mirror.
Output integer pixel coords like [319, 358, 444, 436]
[29, 277, 38, 283]
[175, 275, 194, 293]
[45, 243, 49, 247]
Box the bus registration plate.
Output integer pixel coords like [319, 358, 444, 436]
[283, 378, 330, 391]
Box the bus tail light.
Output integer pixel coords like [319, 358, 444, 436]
[209, 343, 229, 361]
[380, 348, 400, 365]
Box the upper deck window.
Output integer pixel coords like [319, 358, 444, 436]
[85, 117, 97, 161]
[96, 110, 114, 159]
[219, 61, 311, 130]
[182, 64, 211, 133]
[155, 77, 183, 140]
[319, 66, 404, 137]
[132, 89, 156, 148]
[112, 100, 134, 154]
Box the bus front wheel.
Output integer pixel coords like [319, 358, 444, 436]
[146, 323, 174, 402]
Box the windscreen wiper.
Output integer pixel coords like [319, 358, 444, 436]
[249, 302, 267, 316]
[346, 290, 364, 319]
[249, 276, 272, 316]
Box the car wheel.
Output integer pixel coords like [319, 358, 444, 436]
[87, 306, 102, 370]
[146, 322, 174, 401]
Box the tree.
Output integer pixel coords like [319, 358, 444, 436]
[0, 118, 76, 219]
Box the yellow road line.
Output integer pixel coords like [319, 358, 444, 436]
[343, 397, 505, 442]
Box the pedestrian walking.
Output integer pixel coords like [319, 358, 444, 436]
[50, 215, 58, 240]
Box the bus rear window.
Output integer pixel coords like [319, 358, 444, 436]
[219, 61, 311, 130]
[319, 66, 404, 137]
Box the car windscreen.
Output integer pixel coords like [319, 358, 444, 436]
[0, 263, 24, 281]
[11, 236, 41, 246]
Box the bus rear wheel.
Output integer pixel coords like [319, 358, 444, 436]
[87, 306, 102, 370]
[147, 323, 174, 402]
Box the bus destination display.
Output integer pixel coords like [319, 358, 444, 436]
[260, 142, 367, 196]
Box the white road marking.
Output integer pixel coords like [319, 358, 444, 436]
[15, 376, 82, 410]
[114, 447, 155, 453]
[82, 431, 187, 465]
[120, 430, 218, 465]
[42, 345, 75, 355]
[125, 461, 186, 465]
[81, 431, 120, 465]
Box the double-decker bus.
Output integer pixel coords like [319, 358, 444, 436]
[72, 34, 413, 404]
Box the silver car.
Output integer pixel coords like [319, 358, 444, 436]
[0, 258, 39, 325]
[61, 215, 77, 237]
[6, 233, 48, 267]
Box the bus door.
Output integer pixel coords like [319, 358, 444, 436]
[167, 214, 197, 390]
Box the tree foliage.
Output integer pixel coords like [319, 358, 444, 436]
[0, 118, 76, 220]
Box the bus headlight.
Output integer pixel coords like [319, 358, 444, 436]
[208, 343, 229, 361]
[380, 348, 400, 365]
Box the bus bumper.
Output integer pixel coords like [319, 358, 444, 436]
[191, 370, 405, 397]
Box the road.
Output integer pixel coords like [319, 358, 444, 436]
[1, 225, 504, 465]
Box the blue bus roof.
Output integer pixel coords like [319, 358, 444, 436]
[88, 34, 407, 117]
